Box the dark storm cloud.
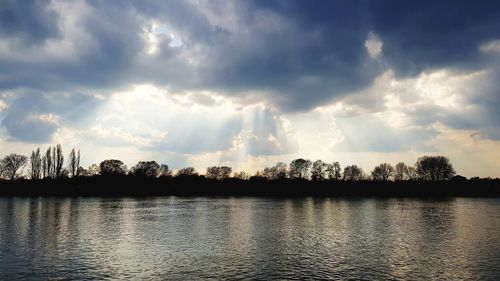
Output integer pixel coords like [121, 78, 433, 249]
[0, 0, 60, 43]
[2, 1, 500, 104]
[367, 0, 500, 76]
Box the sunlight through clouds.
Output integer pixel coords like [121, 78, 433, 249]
[1, 1, 500, 177]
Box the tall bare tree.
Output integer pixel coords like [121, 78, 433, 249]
[44, 147, 52, 178]
[30, 148, 42, 180]
[68, 148, 80, 177]
[1, 153, 28, 180]
[76, 149, 80, 176]
[54, 144, 64, 178]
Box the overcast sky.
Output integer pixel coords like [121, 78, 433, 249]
[1, 0, 500, 177]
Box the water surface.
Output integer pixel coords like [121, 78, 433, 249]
[1, 197, 499, 280]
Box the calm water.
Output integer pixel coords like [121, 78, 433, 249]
[1, 197, 500, 280]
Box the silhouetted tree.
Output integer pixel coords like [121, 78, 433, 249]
[60, 168, 69, 178]
[394, 162, 418, 181]
[233, 171, 250, 180]
[158, 164, 172, 177]
[130, 161, 160, 177]
[54, 144, 64, 178]
[311, 160, 327, 181]
[406, 166, 418, 180]
[99, 159, 127, 176]
[415, 155, 455, 181]
[289, 159, 312, 179]
[371, 163, 394, 181]
[343, 165, 364, 181]
[0, 163, 5, 179]
[325, 161, 342, 180]
[29, 148, 42, 180]
[261, 167, 275, 180]
[206, 166, 232, 180]
[176, 167, 198, 177]
[88, 164, 100, 176]
[394, 162, 408, 181]
[274, 162, 288, 179]
[261, 162, 287, 180]
[43, 147, 52, 178]
[68, 148, 80, 177]
[77, 166, 89, 176]
[1, 153, 28, 180]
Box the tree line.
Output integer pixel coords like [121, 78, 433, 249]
[0, 144, 469, 182]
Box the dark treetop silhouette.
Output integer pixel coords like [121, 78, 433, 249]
[0, 144, 499, 197]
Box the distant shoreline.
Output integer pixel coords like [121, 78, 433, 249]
[1, 176, 499, 198]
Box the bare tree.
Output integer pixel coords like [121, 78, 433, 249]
[415, 156, 455, 181]
[394, 162, 408, 181]
[159, 164, 172, 177]
[99, 159, 127, 176]
[176, 167, 198, 176]
[87, 164, 100, 176]
[371, 163, 394, 181]
[68, 148, 79, 177]
[0, 163, 5, 179]
[206, 166, 232, 180]
[76, 149, 80, 176]
[30, 148, 42, 180]
[233, 171, 250, 180]
[261, 162, 288, 180]
[52, 146, 56, 177]
[1, 153, 28, 180]
[54, 144, 64, 178]
[77, 166, 88, 176]
[261, 166, 276, 180]
[289, 159, 312, 179]
[406, 166, 418, 180]
[343, 165, 365, 181]
[44, 147, 52, 178]
[41, 155, 47, 178]
[325, 162, 342, 180]
[311, 160, 327, 181]
[130, 161, 160, 177]
[218, 166, 232, 180]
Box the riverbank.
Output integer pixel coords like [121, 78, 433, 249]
[0, 176, 499, 197]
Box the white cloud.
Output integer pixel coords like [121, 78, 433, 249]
[365, 32, 383, 59]
[480, 39, 500, 54]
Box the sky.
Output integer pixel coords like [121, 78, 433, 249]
[1, 0, 500, 177]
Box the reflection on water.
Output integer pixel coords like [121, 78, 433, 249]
[1, 197, 500, 280]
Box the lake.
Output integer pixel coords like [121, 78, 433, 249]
[1, 197, 499, 280]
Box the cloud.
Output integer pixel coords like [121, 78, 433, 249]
[0, 89, 102, 142]
[2, 1, 500, 112]
[1, 1, 500, 177]
[480, 39, 500, 54]
[0, 0, 60, 44]
[365, 32, 383, 59]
